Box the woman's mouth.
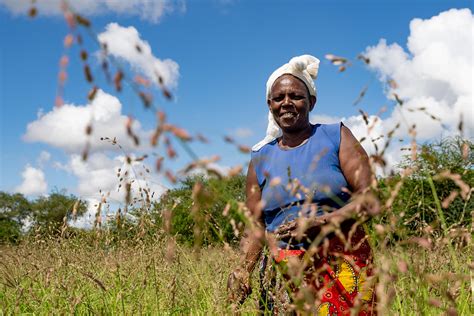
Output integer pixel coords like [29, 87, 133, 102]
[280, 112, 297, 120]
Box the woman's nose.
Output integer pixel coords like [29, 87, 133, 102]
[282, 94, 292, 106]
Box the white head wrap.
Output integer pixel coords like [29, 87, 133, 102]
[252, 54, 320, 151]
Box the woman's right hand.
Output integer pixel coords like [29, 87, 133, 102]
[227, 267, 252, 305]
[276, 217, 326, 241]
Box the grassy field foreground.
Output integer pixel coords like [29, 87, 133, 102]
[0, 235, 472, 315]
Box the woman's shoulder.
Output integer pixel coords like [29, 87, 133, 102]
[251, 138, 278, 155]
[310, 122, 344, 150]
[313, 122, 342, 137]
[314, 122, 342, 132]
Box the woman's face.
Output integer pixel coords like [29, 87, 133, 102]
[267, 74, 316, 133]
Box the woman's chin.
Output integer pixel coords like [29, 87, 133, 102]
[280, 125, 301, 134]
[279, 121, 308, 133]
[278, 118, 298, 130]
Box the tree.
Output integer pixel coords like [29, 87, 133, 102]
[0, 190, 89, 241]
[32, 191, 87, 234]
[0, 192, 33, 243]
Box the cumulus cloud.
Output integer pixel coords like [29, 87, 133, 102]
[23, 90, 145, 153]
[98, 23, 180, 88]
[37, 151, 51, 168]
[364, 8, 473, 139]
[308, 9, 473, 173]
[63, 152, 168, 228]
[0, 0, 185, 23]
[66, 152, 167, 202]
[68, 153, 121, 199]
[15, 164, 48, 196]
[22, 89, 169, 228]
[69, 198, 99, 229]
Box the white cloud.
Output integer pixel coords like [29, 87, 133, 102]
[69, 153, 121, 199]
[37, 150, 51, 167]
[364, 8, 473, 139]
[192, 162, 233, 178]
[310, 114, 340, 125]
[51, 152, 168, 228]
[98, 23, 180, 88]
[69, 198, 99, 229]
[0, 0, 185, 23]
[66, 152, 167, 203]
[22, 89, 169, 226]
[23, 89, 144, 153]
[15, 164, 48, 196]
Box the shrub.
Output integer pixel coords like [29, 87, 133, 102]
[153, 174, 247, 245]
[377, 137, 472, 236]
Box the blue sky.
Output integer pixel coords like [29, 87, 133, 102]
[0, 0, 472, 210]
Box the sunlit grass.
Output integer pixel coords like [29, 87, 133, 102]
[1, 234, 471, 315]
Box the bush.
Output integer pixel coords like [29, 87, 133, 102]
[377, 137, 472, 236]
[153, 174, 247, 245]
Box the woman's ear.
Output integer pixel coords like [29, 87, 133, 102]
[309, 95, 316, 111]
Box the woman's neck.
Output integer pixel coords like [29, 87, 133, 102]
[279, 123, 313, 148]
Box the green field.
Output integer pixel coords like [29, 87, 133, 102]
[1, 235, 472, 315]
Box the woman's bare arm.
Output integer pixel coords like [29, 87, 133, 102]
[339, 125, 373, 194]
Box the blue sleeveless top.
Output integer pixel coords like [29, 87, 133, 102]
[251, 123, 351, 247]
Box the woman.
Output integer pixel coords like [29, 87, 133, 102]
[228, 55, 378, 315]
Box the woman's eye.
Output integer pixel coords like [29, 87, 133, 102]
[292, 95, 304, 100]
[273, 96, 284, 102]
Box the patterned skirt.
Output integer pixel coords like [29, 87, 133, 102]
[259, 224, 376, 315]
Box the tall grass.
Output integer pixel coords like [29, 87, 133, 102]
[0, 237, 238, 314]
[0, 232, 471, 315]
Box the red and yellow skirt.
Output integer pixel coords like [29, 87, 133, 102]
[272, 225, 376, 315]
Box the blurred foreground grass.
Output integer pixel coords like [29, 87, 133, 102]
[1, 236, 472, 315]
